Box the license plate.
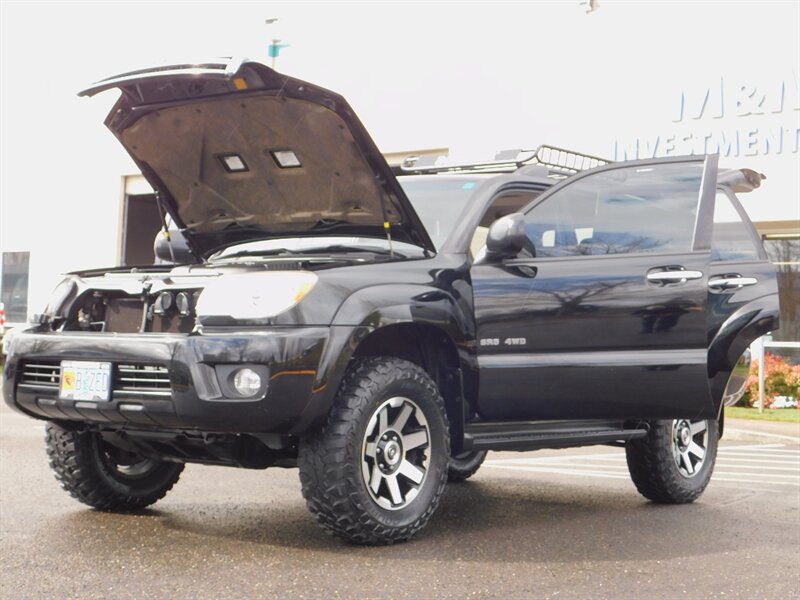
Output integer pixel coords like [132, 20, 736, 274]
[59, 361, 112, 401]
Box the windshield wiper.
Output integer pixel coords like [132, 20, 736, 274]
[296, 245, 404, 257]
[215, 248, 300, 259]
[214, 244, 405, 262]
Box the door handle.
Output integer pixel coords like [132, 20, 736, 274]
[708, 276, 758, 290]
[646, 269, 703, 285]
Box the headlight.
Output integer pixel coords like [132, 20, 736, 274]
[196, 271, 318, 320]
[44, 278, 77, 316]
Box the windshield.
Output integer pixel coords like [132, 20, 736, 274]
[207, 176, 483, 260]
[399, 177, 485, 250]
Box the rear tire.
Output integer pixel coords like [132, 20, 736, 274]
[448, 450, 487, 482]
[45, 423, 183, 511]
[626, 418, 718, 504]
[298, 357, 449, 545]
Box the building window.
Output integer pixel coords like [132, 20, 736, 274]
[1, 251, 30, 324]
[763, 234, 799, 342]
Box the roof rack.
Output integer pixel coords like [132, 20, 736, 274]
[397, 144, 611, 178]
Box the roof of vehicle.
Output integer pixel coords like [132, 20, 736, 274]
[394, 145, 611, 179]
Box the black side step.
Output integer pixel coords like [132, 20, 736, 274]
[463, 420, 649, 452]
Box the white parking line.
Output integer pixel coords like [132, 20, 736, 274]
[486, 464, 631, 480]
[490, 458, 799, 473]
[716, 464, 800, 471]
[719, 443, 789, 451]
[724, 427, 800, 442]
[710, 477, 799, 487]
[711, 456, 800, 465]
[724, 449, 800, 456]
[484, 443, 800, 489]
[716, 474, 799, 481]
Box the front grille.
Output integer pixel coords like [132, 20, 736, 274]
[19, 361, 61, 390]
[18, 361, 171, 398]
[114, 364, 171, 397]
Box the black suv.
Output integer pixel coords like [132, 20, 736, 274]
[3, 59, 779, 545]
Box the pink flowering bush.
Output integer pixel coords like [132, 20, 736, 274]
[739, 353, 800, 408]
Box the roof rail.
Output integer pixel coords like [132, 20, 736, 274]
[528, 145, 611, 176]
[398, 144, 611, 178]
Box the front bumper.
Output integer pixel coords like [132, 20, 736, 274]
[3, 327, 349, 433]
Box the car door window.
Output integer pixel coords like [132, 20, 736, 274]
[524, 162, 705, 257]
[711, 190, 761, 262]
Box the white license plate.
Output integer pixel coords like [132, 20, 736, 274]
[59, 361, 112, 401]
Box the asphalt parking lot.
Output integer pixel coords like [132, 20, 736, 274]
[1, 400, 798, 599]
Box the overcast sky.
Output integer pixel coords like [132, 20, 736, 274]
[3, 1, 797, 155]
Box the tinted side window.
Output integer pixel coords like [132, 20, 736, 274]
[524, 162, 704, 257]
[711, 191, 760, 261]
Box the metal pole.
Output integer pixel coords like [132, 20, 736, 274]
[757, 336, 765, 414]
[265, 18, 279, 69]
[271, 38, 278, 70]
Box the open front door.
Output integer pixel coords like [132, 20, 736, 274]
[472, 155, 719, 421]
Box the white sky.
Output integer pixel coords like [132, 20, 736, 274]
[1, 0, 798, 309]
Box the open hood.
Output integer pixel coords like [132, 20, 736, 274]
[80, 58, 435, 257]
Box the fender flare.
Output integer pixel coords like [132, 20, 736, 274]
[707, 294, 779, 417]
[288, 284, 477, 436]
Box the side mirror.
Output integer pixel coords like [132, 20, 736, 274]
[154, 228, 196, 264]
[485, 213, 526, 260]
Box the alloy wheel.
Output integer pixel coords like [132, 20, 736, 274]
[671, 419, 708, 478]
[361, 397, 431, 510]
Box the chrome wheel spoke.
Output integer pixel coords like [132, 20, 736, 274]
[378, 406, 389, 436]
[386, 474, 403, 505]
[688, 441, 705, 460]
[681, 451, 694, 474]
[369, 464, 382, 494]
[403, 430, 428, 451]
[690, 420, 707, 435]
[365, 442, 377, 458]
[398, 459, 425, 484]
[391, 404, 413, 432]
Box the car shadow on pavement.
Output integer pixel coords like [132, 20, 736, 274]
[38, 475, 759, 564]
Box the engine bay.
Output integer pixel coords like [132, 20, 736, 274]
[72, 289, 201, 334]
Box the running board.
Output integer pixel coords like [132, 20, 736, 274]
[463, 420, 649, 452]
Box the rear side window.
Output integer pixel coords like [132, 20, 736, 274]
[711, 191, 761, 262]
[401, 177, 481, 250]
[523, 162, 704, 258]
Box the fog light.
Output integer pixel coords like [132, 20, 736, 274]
[233, 368, 262, 397]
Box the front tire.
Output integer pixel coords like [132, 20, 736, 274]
[298, 357, 450, 545]
[626, 418, 718, 504]
[45, 423, 184, 511]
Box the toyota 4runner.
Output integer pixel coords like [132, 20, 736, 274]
[3, 59, 779, 544]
